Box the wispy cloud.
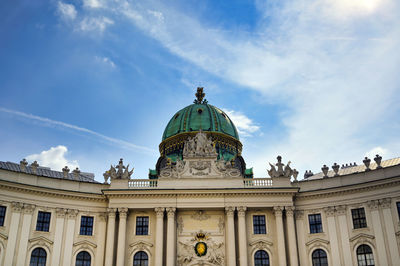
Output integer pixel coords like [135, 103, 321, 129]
[95, 56, 116, 68]
[57, 1, 77, 21]
[0, 107, 155, 153]
[26, 145, 79, 171]
[79, 16, 114, 33]
[223, 109, 259, 137]
[83, 0, 103, 9]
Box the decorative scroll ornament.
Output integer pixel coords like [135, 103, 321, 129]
[160, 131, 241, 179]
[103, 158, 134, 183]
[267, 155, 297, 179]
[193, 87, 208, 104]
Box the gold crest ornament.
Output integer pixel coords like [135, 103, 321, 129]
[194, 231, 208, 257]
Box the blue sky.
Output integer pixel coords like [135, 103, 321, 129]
[1, 0, 399, 181]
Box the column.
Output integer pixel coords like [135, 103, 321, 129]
[368, 200, 389, 265]
[274, 206, 286, 266]
[237, 206, 248, 266]
[154, 207, 165, 266]
[295, 210, 307, 265]
[4, 202, 22, 266]
[285, 206, 298, 266]
[96, 213, 108, 266]
[51, 208, 67, 266]
[105, 208, 117, 266]
[166, 207, 176, 266]
[380, 199, 400, 264]
[225, 206, 236, 266]
[116, 208, 128, 266]
[16, 204, 35, 266]
[323, 207, 341, 265]
[336, 205, 352, 266]
[62, 209, 78, 266]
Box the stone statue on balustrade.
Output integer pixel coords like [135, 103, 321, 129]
[103, 158, 134, 183]
[267, 156, 298, 180]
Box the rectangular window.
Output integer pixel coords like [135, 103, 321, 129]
[136, 216, 149, 235]
[397, 202, 400, 219]
[36, 211, 51, 232]
[80, 216, 94, 236]
[0, 206, 6, 226]
[352, 208, 367, 229]
[253, 215, 266, 234]
[308, 214, 323, 234]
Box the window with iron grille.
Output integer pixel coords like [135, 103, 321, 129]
[308, 214, 323, 234]
[253, 215, 266, 234]
[0, 206, 6, 226]
[352, 208, 367, 229]
[36, 211, 51, 232]
[136, 216, 149, 235]
[80, 216, 94, 236]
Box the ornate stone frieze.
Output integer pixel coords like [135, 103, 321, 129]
[249, 239, 273, 250]
[191, 210, 210, 221]
[379, 198, 392, 209]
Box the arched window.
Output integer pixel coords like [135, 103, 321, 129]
[133, 251, 148, 266]
[254, 250, 270, 266]
[30, 247, 47, 266]
[312, 249, 328, 266]
[76, 251, 91, 266]
[357, 245, 375, 266]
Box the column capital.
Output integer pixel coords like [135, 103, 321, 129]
[323, 206, 335, 217]
[237, 206, 247, 217]
[107, 208, 117, 218]
[98, 212, 108, 222]
[336, 205, 347, 215]
[118, 208, 128, 218]
[66, 209, 79, 219]
[295, 210, 304, 219]
[155, 207, 165, 218]
[225, 206, 235, 217]
[379, 198, 391, 209]
[56, 208, 67, 218]
[23, 204, 35, 214]
[11, 202, 23, 212]
[285, 206, 295, 217]
[273, 206, 284, 217]
[367, 200, 379, 211]
[166, 207, 176, 218]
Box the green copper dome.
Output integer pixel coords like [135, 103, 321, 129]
[162, 103, 239, 141]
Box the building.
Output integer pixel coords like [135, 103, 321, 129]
[0, 88, 399, 266]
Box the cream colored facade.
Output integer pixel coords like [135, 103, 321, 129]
[0, 152, 400, 266]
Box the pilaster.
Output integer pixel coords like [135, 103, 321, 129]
[116, 208, 128, 266]
[154, 207, 165, 266]
[96, 212, 107, 266]
[285, 206, 298, 266]
[379, 198, 400, 264]
[16, 204, 35, 266]
[336, 205, 352, 266]
[51, 208, 67, 266]
[295, 210, 307, 265]
[225, 206, 236, 266]
[323, 206, 341, 265]
[166, 207, 177, 266]
[237, 206, 248, 266]
[4, 202, 23, 266]
[274, 206, 286, 266]
[368, 200, 389, 265]
[105, 208, 117, 266]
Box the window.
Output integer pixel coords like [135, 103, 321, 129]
[36, 211, 51, 232]
[309, 214, 323, 234]
[253, 215, 266, 234]
[352, 208, 367, 229]
[76, 251, 91, 266]
[80, 216, 94, 236]
[357, 244, 375, 266]
[30, 247, 47, 266]
[312, 249, 328, 266]
[133, 251, 148, 266]
[136, 216, 149, 235]
[0, 206, 6, 226]
[397, 202, 400, 219]
[254, 250, 270, 266]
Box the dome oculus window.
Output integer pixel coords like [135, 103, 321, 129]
[197, 108, 203, 114]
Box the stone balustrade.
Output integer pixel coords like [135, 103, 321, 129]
[244, 178, 273, 187]
[128, 179, 158, 188]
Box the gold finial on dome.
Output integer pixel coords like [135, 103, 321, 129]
[194, 87, 206, 104]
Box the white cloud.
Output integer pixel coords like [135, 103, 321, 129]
[79, 17, 114, 33]
[83, 0, 103, 9]
[0, 107, 154, 153]
[57, 1, 77, 21]
[26, 145, 79, 171]
[365, 147, 389, 159]
[95, 56, 116, 68]
[223, 109, 259, 137]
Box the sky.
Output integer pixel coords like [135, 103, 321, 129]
[0, 0, 399, 182]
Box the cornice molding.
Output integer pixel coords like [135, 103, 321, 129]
[29, 236, 54, 245]
[73, 240, 97, 248]
[349, 233, 375, 242]
[305, 238, 329, 246]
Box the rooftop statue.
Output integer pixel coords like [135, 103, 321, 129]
[103, 158, 134, 183]
[268, 156, 298, 180]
